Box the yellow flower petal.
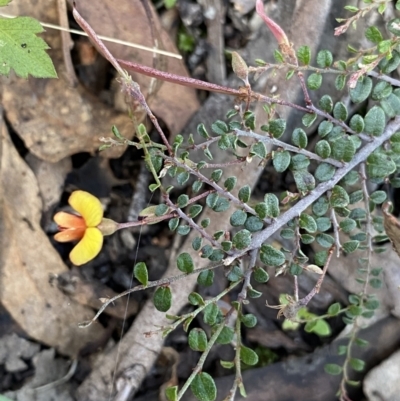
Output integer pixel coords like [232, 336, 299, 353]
[68, 190, 103, 227]
[69, 227, 103, 266]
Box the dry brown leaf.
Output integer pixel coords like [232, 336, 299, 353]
[67, 0, 200, 134]
[383, 202, 400, 258]
[0, 115, 105, 357]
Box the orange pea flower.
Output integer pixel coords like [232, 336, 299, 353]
[54, 190, 117, 266]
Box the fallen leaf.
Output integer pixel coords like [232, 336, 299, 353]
[0, 114, 105, 357]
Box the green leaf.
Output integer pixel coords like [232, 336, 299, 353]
[188, 292, 205, 306]
[213, 198, 230, 212]
[240, 346, 259, 365]
[364, 106, 386, 136]
[328, 302, 341, 316]
[305, 319, 331, 336]
[189, 205, 203, 218]
[333, 102, 348, 121]
[307, 73, 322, 90]
[315, 163, 336, 182]
[211, 169, 223, 182]
[269, 119, 286, 138]
[165, 386, 178, 401]
[177, 225, 191, 235]
[264, 193, 280, 218]
[191, 372, 217, 401]
[197, 270, 214, 287]
[292, 128, 308, 148]
[299, 213, 317, 233]
[154, 286, 172, 312]
[232, 229, 252, 250]
[211, 120, 228, 135]
[324, 363, 343, 375]
[230, 210, 247, 227]
[350, 76, 373, 103]
[260, 244, 285, 266]
[330, 186, 350, 208]
[316, 233, 335, 248]
[293, 170, 315, 193]
[366, 152, 396, 179]
[177, 252, 194, 273]
[238, 185, 251, 202]
[203, 303, 219, 325]
[342, 240, 360, 253]
[169, 218, 180, 231]
[372, 81, 392, 101]
[319, 95, 333, 112]
[177, 195, 189, 208]
[381, 93, 400, 118]
[388, 18, 400, 36]
[290, 154, 310, 170]
[315, 140, 331, 159]
[349, 358, 365, 372]
[244, 216, 263, 232]
[379, 50, 400, 73]
[254, 267, 269, 283]
[274, 49, 284, 63]
[318, 121, 333, 138]
[216, 326, 234, 344]
[313, 196, 329, 216]
[315, 250, 328, 267]
[340, 218, 356, 233]
[297, 45, 311, 65]
[370, 190, 387, 204]
[0, 16, 57, 78]
[250, 142, 267, 159]
[316, 217, 332, 232]
[177, 171, 190, 186]
[273, 150, 291, 172]
[365, 26, 383, 43]
[197, 123, 210, 138]
[316, 50, 333, 67]
[302, 113, 317, 127]
[192, 237, 202, 251]
[331, 136, 356, 162]
[349, 114, 365, 133]
[240, 313, 257, 328]
[369, 277, 382, 289]
[188, 328, 208, 351]
[133, 262, 148, 286]
[335, 74, 346, 90]
[220, 360, 234, 369]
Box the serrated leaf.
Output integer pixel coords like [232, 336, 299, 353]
[134, 262, 148, 286]
[0, 16, 57, 78]
[365, 26, 383, 43]
[211, 120, 228, 135]
[154, 286, 172, 312]
[190, 372, 217, 401]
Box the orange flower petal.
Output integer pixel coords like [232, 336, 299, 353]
[54, 212, 86, 229]
[54, 227, 86, 242]
[68, 190, 103, 227]
[69, 227, 103, 266]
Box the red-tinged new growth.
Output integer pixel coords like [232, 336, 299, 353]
[255, 0, 296, 63]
